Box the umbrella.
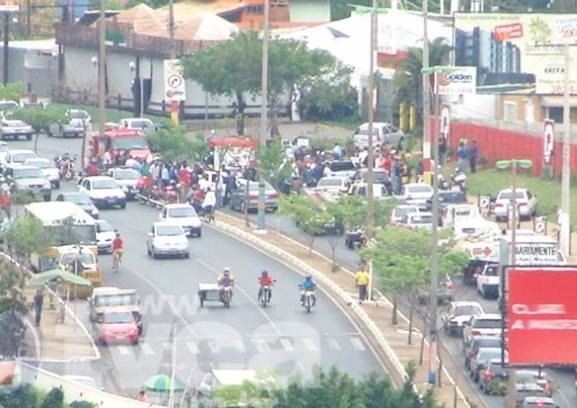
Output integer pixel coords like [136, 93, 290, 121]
[143, 374, 185, 393]
[26, 268, 92, 287]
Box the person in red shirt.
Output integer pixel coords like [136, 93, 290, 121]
[257, 270, 275, 303]
[111, 232, 124, 263]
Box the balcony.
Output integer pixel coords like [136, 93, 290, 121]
[55, 23, 213, 57]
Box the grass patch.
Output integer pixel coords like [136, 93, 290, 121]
[54, 103, 167, 124]
[457, 167, 571, 223]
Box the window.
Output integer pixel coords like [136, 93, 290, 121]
[503, 101, 517, 121]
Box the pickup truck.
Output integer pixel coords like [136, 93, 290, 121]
[476, 263, 500, 299]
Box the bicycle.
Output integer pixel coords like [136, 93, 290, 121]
[112, 249, 122, 273]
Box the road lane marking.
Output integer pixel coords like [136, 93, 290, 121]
[117, 346, 130, 356]
[280, 338, 294, 351]
[350, 337, 366, 351]
[302, 337, 319, 351]
[185, 341, 199, 354]
[327, 337, 341, 351]
[140, 342, 155, 355]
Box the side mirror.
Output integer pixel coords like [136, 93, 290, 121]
[148, 232, 154, 237]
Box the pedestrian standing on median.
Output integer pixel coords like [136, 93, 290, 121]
[355, 265, 370, 304]
[33, 289, 44, 327]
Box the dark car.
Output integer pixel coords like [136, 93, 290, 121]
[56, 191, 100, 219]
[418, 274, 454, 305]
[345, 227, 367, 249]
[229, 181, 279, 213]
[479, 359, 508, 395]
[426, 190, 467, 211]
[352, 168, 391, 186]
[464, 336, 503, 370]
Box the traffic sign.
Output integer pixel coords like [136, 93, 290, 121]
[163, 59, 186, 102]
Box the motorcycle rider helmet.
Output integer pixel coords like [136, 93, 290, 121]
[305, 274, 312, 280]
[223, 267, 230, 276]
[261, 270, 268, 276]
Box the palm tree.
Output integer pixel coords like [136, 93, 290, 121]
[393, 37, 452, 129]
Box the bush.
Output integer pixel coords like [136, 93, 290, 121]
[40, 387, 64, 408]
[69, 402, 97, 408]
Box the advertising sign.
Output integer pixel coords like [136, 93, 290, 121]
[0, 0, 19, 12]
[506, 266, 577, 365]
[454, 13, 577, 94]
[434, 67, 476, 95]
[163, 59, 186, 102]
[543, 120, 554, 165]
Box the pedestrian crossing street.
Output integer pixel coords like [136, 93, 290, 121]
[107, 334, 368, 359]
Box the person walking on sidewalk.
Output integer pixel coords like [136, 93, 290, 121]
[355, 267, 370, 304]
[33, 289, 44, 327]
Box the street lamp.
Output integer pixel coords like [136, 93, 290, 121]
[129, 60, 144, 118]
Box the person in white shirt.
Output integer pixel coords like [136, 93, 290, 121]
[125, 156, 139, 169]
[199, 175, 211, 192]
[202, 187, 216, 222]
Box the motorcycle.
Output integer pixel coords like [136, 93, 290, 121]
[299, 285, 316, 313]
[258, 285, 272, 307]
[219, 286, 232, 308]
[452, 169, 467, 192]
[57, 156, 75, 181]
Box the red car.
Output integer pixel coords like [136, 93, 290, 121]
[95, 308, 139, 346]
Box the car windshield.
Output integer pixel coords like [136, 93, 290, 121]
[488, 362, 508, 375]
[439, 192, 466, 202]
[516, 371, 546, 383]
[60, 252, 96, 266]
[473, 318, 501, 328]
[394, 207, 418, 219]
[103, 312, 134, 324]
[499, 191, 526, 200]
[410, 214, 433, 224]
[477, 349, 502, 360]
[96, 221, 114, 233]
[318, 178, 344, 187]
[330, 162, 355, 172]
[25, 159, 51, 169]
[407, 185, 433, 194]
[11, 152, 36, 163]
[114, 169, 138, 180]
[111, 136, 148, 150]
[247, 182, 274, 192]
[6, 120, 28, 127]
[126, 120, 153, 129]
[167, 207, 196, 218]
[92, 180, 119, 189]
[475, 338, 502, 349]
[64, 193, 93, 205]
[454, 305, 483, 316]
[0, 101, 17, 111]
[13, 167, 43, 179]
[484, 266, 499, 276]
[95, 293, 137, 307]
[156, 225, 184, 236]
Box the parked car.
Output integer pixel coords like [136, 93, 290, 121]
[95, 219, 116, 254]
[348, 183, 392, 200]
[399, 211, 433, 230]
[476, 263, 500, 299]
[426, 190, 467, 211]
[47, 109, 91, 138]
[463, 335, 503, 370]
[390, 204, 420, 226]
[0, 119, 34, 141]
[418, 274, 454, 305]
[24, 157, 60, 189]
[107, 167, 139, 199]
[400, 183, 434, 210]
[158, 203, 202, 238]
[3, 148, 37, 165]
[229, 180, 279, 213]
[326, 160, 357, 180]
[78, 176, 127, 209]
[120, 117, 155, 133]
[4, 164, 51, 201]
[514, 384, 551, 408]
[469, 347, 507, 382]
[479, 359, 508, 395]
[55, 191, 100, 219]
[463, 313, 503, 349]
[352, 122, 404, 149]
[316, 176, 351, 197]
[352, 168, 391, 187]
[442, 301, 485, 336]
[493, 187, 538, 221]
[146, 222, 189, 259]
[345, 227, 367, 249]
[93, 307, 139, 346]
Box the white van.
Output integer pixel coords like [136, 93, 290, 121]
[352, 122, 404, 149]
[197, 369, 277, 399]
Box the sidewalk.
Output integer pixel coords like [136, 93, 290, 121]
[213, 211, 483, 408]
[22, 287, 99, 363]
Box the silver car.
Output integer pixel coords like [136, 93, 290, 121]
[400, 183, 434, 210]
[493, 187, 537, 221]
[24, 157, 60, 189]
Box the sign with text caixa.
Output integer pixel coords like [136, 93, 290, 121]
[163, 59, 186, 102]
[434, 67, 477, 96]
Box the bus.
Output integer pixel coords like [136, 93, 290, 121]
[24, 201, 98, 272]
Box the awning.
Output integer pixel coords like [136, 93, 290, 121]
[540, 96, 577, 107]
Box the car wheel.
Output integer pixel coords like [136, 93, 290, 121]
[119, 201, 126, 209]
[146, 245, 151, 256]
[132, 338, 139, 346]
[197, 231, 202, 238]
[26, 134, 32, 141]
[184, 252, 190, 259]
[151, 248, 157, 259]
[54, 181, 60, 189]
[43, 194, 51, 202]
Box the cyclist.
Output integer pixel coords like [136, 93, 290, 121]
[300, 274, 316, 306]
[257, 270, 275, 302]
[217, 267, 235, 298]
[111, 232, 124, 269]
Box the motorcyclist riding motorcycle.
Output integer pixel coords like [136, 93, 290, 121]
[300, 274, 316, 306]
[217, 267, 235, 299]
[257, 270, 275, 303]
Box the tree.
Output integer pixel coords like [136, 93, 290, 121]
[2, 215, 49, 268]
[256, 139, 292, 191]
[392, 37, 452, 129]
[10, 106, 67, 152]
[0, 83, 22, 102]
[40, 387, 64, 408]
[146, 126, 208, 164]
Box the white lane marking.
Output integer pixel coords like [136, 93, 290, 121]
[140, 342, 155, 355]
[280, 338, 294, 352]
[185, 341, 199, 354]
[327, 337, 341, 351]
[195, 257, 281, 335]
[253, 339, 271, 353]
[350, 337, 366, 351]
[302, 337, 319, 351]
[162, 341, 172, 350]
[117, 346, 130, 356]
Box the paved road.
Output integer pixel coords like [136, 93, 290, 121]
[19, 135, 384, 395]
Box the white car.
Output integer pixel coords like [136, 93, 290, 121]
[0, 141, 8, 163]
[0, 119, 34, 141]
[316, 176, 350, 196]
[24, 157, 60, 189]
[159, 203, 202, 238]
[463, 313, 503, 348]
[390, 204, 420, 225]
[352, 122, 404, 148]
[146, 222, 189, 259]
[107, 167, 139, 199]
[68, 109, 92, 131]
[443, 301, 485, 336]
[95, 219, 116, 254]
[120, 117, 155, 133]
[476, 263, 500, 299]
[3, 148, 37, 165]
[400, 183, 434, 210]
[493, 187, 537, 222]
[78, 176, 127, 209]
[399, 211, 433, 230]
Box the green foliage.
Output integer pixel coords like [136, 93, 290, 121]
[145, 126, 208, 164]
[127, 0, 168, 7]
[256, 139, 292, 189]
[0, 83, 22, 102]
[279, 194, 328, 236]
[324, 196, 366, 231]
[0, 384, 38, 408]
[0, 257, 28, 314]
[68, 402, 97, 408]
[40, 387, 64, 408]
[214, 370, 280, 407]
[2, 215, 49, 259]
[10, 105, 67, 133]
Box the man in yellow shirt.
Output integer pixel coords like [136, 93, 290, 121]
[355, 268, 370, 304]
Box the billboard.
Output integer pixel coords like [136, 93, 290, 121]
[434, 67, 477, 95]
[506, 266, 577, 365]
[454, 13, 577, 94]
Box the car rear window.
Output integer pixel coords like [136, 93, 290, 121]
[484, 266, 499, 276]
[474, 338, 502, 348]
[473, 318, 502, 328]
[408, 185, 432, 194]
[330, 161, 355, 172]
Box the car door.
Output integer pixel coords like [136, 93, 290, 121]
[159, 207, 167, 221]
[526, 191, 536, 214]
[79, 179, 90, 193]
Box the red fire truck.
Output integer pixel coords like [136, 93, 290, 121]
[87, 128, 151, 164]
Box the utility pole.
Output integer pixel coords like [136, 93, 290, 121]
[168, 0, 176, 59]
[421, 0, 431, 184]
[559, 44, 571, 256]
[97, 0, 106, 140]
[256, 0, 270, 231]
[366, 0, 377, 229]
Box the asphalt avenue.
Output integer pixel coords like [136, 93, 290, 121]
[24, 135, 384, 396]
